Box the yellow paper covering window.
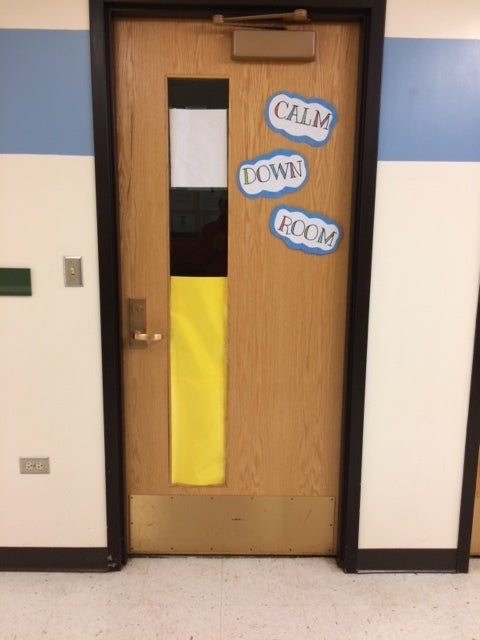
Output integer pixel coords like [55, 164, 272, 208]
[170, 276, 227, 485]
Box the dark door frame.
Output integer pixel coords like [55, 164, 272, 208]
[89, 0, 387, 571]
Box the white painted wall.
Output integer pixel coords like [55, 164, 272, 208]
[384, 0, 480, 39]
[0, 155, 107, 547]
[359, 163, 480, 548]
[0, 0, 89, 30]
[359, 0, 480, 548]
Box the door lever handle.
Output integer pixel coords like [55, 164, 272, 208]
[128, 298, 164, 348]
[133, 330, 163, 343]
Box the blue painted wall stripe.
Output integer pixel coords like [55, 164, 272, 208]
[0, 29, 94, 156]
[378, 38, 480, 162]
[1, 31, 479, 162]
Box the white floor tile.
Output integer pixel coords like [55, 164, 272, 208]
[0, 557, 479, 640]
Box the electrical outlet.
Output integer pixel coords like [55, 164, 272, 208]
[19, 457, 50, 474]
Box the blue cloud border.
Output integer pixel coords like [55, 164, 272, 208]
[264, 91, 338, 148]
[269, 205, 342, 255]
[237, 148, 309, 199]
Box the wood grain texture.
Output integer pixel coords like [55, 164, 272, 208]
[476, 457, 480, 496]
[472, 498, 480, 555]
[114, 18, 359, 550]
[473, 459, 480, 554]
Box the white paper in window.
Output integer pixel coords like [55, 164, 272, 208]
[169, 109, 227, 188]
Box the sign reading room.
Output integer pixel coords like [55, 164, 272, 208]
[270, 205, 342, 255]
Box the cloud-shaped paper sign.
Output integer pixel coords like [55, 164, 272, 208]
[265, 91, 337, 147]
[237, 149, 308, 198]
[270, 205, 342, 255]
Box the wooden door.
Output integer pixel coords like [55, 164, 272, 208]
[114, 17, 359, 555]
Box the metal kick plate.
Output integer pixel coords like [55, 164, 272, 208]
[129, 495, 335, 555]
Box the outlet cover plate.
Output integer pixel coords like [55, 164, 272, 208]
[19, 457, 50, 474]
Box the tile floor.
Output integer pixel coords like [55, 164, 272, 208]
[1, 557, 480, 640]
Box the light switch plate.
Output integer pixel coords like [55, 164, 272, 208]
[63, 256, 83, 287]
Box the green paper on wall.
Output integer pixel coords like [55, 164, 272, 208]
[0, 268, 32, 296]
